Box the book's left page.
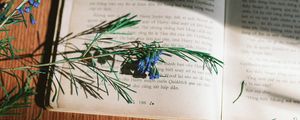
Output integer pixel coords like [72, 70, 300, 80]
[50, 0, 225, 119]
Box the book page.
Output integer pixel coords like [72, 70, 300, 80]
[51, 0, 225, 119]
[223, 0, 300, 119]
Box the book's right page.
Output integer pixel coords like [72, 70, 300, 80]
[223, 0, 300, 119]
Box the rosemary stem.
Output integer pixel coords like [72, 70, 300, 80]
[1, 52, 115, 71]
[82, 33, 102, 57]
[0, 46, 218, 71]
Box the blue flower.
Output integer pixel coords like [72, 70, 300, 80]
[24, 7, 31, 13]
[29, 0, 34, 5]
[33, 2, 40, 8]
[17, 8, 24, 14]
[135, 50, 162, 80]
[30, 14, 36, 24]
[137, 59, 146, 73]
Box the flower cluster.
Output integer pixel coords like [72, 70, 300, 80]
[137, 51, 162, 80]
[121, 50, 162, 80]
[17, 0, 41, 25]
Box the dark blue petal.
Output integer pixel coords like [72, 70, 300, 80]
[145, 57, 152, 72]
[17, 9, 24, 14]
[149, 71, 160, 80]
[155, 73, 160, 79]
[150, 76, 155, 80]
[137, 60, 145, 73]
[153, 55, 160, 64]
[149, 72, 155, 80]
[30, 14, 36, 25]
[145, 56, 150, 64]
[31, 19, 36, 24]
[24, 7, 30, 13]
[148, 68, 156, 80]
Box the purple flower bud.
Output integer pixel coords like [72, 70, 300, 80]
[145, 56, 151, 72]
[30, 14, 36, 25]
[17, 9, 24, 14]
[31, 18, 36, 24]
[149, 75, 155, 80]
[149, 70, 155, 80]
[24, 7, 31, 13]
[137, 60, 145, 73]
[33, 2, 40, 8]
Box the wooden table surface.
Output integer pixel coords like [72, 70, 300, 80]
[1, 1, 148, 120]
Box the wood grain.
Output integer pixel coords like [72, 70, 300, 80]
[0, 1, 149, 120]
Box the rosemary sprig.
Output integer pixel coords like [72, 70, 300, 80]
[0, 0, 41, 117]
[0, 14, 223, 105]
[0, 69, 38, 116]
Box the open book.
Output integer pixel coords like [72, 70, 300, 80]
[46, 0, 300, 119]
